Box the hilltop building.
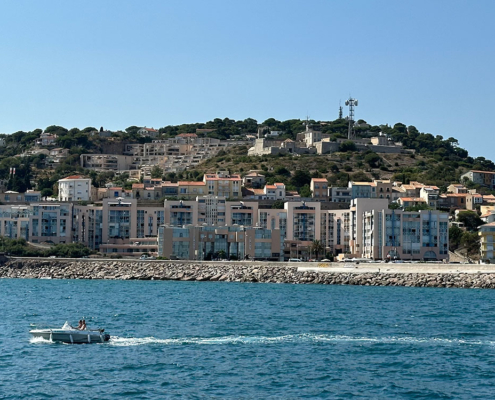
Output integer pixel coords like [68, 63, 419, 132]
[58, 176, 92, 202]
[461, 170, 495, 190]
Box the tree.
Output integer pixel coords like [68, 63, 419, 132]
[217, 250, 227, 260]
[150, 166, 163, 179]
[449, 225, 464, 251]
[457, 211, 483, 232]
[389, 202, 401, 210]
[299, 184, 312, 198]
[272, 200, 285, 209]
[339, 141, 356, 152]
[41, 188, 54, 198]
[125, 126, 141, 135]
[274, 166, 291, 177]
[311, 240, 324, 260]
[290, 170, 311, 189]
[364, 152, 381, 168]
[460, 231, 480, 257]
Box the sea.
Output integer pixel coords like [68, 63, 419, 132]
[1, 279, 495, 399]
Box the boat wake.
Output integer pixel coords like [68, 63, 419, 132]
[108, 333, 495, 347]
[29, 336, 53, 344]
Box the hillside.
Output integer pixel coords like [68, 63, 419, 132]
[0, 118, 493, 196]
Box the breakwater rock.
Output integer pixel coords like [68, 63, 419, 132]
[2, 259, 495, 289]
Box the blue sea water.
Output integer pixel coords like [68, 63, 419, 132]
[1, 279, 495, 399]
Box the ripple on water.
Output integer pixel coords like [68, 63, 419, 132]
[3, 280, 495, 399]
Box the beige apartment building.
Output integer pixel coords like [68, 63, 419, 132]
[310, 178, 329, 200]
[204, 172, 242, 198]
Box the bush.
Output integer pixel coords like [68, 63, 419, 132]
[339, 141, 357, 152]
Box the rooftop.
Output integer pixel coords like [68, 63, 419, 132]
[60, 175, 87, 180]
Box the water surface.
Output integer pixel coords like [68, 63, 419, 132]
[1, 279, 495, 398]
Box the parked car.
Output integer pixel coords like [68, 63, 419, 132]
[288, 258, 302, 262]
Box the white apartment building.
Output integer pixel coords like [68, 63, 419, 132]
[58, 176, 92, 202]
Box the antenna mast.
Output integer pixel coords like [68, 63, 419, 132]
[338, 101, 343, 119]
[345, 97, 358, 140]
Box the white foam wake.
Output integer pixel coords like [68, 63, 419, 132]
[107, 333, 495, 347]
[29, 336, 53, 344]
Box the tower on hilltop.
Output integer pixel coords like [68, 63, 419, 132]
[345, 97, 358, 140]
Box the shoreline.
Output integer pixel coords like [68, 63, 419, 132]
[2, 259, 495, 289]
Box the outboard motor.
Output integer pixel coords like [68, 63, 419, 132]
[104, 334, 111, 342]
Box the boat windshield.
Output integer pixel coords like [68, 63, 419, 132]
[62, 321, 73, 330]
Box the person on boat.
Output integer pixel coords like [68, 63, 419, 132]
[76, 320, 83, 330]
[80, 320, 87, 330]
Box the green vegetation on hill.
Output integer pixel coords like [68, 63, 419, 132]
[0, 117, 493, 194]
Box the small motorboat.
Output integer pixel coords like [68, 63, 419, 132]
[30, 321, 110, 344]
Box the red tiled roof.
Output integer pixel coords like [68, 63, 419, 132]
[177, 133, 198, 138]
[61, 175, 86, 180]
[132, 183, 144, 189]
[471, 170, 495, 174]
[311, 178, 328, 182]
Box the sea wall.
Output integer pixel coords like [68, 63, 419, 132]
[2, 259, 495, 289]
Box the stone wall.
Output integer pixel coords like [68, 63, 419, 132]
[2, 259, 495, 289]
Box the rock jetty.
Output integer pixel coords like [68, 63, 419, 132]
[1, 259, 495, 289]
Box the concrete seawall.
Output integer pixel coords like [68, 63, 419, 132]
[2, 259, 495, 289]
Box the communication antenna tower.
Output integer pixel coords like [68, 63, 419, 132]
[303, 115, 311, 131]
[338, 101, 343, 119]
[345, 97, 358, 139]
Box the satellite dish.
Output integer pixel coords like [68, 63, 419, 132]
[355, 100, 358, 106]
[345, 101, 349, 106]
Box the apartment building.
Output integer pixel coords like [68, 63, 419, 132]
[0, 205, 31, 240]
[243, 172, 265, 188]
[177, 181, 207, 199]
[204, 172, 241, 198]
[466, 192, 483, 210]
[374, 180, 393, 200]
[80, 154, 136, 171]
[461, 170, 495, 189]
[0, 190, 41, 203]
[58, 176, 92, 202]
[330, 187, 352, 203]
[72, 198, 164, 254]
[263, 183, 285, 200]
[438, 194, 467, 210]
[30, 203, 73, 244]
[311, 178, 329, 200]
[158, 225, 281, 261]
[479, 222, 495, 263]
[347, 198, 449, 261]
[419, 186, 440, 209]
[447, 184, 468, 194]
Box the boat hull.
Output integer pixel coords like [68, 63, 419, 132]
[30, 329, 110, 344]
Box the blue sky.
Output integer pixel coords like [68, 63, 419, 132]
[0, 0, 494, 158]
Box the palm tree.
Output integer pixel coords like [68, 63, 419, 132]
[311, 240, 324, 260]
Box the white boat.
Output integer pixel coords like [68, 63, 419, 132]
[30, 322, 110, 344]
